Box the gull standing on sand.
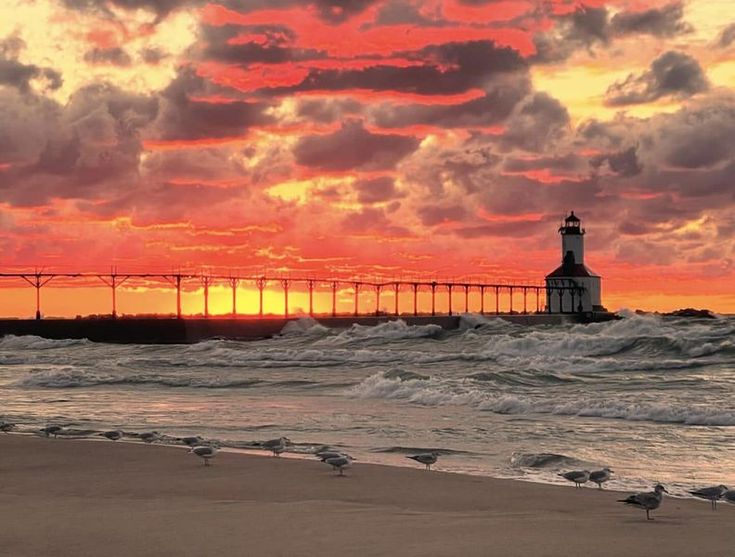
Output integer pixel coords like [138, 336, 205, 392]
[618, 484, 668, 520]
[191, 445, 219, 466]
[0, 422, 15, 433]
[264, 437, 290, 457]
[559, 470, 590, 488]
[589, 468, 613, 489]
[101, 430, 123, 441]
[316, 450, 352, 461]
[324, 455, 352, 476]
[689, 485, 728, 511]
[407, 452, 439, 471]
[140, 431, 160, 443]
[41, 425, 63, 438]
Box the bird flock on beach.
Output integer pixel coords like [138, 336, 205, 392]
[2, 419, 734, 521]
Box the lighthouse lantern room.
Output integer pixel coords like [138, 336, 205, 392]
[545, 211, 604, 313]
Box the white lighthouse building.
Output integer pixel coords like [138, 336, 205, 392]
[545, 212, 603, 314]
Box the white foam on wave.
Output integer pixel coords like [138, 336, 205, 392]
[279, 317, 331, 337]
[317, 319, 443, 344]
[350, 371, 735, 426]
[0, 335, 90, 350]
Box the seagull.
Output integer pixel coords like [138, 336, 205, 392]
[263, 437, 290, 457]
[316, 450, 349, 461]
[324, 455, 352, 476]
[0, 422, 15, 433]
[41, 425, 63, 438]
[618, 484, 668, 520]
[139, 431, 160, 443]
[101, 430, 123, 441]
[559, 470, 590, 488]
[689, 485, 729, 511]
[191, 445, 219, 466]
[181, 436, 204, 447]
[407, 452, 439, 471]
[722, 490, 735, 504]
[589, 468, 613, 489]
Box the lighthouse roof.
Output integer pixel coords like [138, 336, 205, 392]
[565, 211, 580, 223]
[545, 263, 595, 278]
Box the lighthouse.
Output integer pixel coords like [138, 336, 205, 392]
[545, 211, 603, 313]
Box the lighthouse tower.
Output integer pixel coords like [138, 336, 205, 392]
[545, 211, 603, 313]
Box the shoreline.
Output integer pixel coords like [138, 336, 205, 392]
[1, 435, 733, 556]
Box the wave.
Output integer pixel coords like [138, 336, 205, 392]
[510, 452, 584, 469]
[12, 368, 266, 389]
[350, 371, 735, 426]
[316, 319, 444, 344]
[279, 317, 331, 337]
[0, 335, 90, 350]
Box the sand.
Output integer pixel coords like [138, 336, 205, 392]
[1, 436, 733, 557]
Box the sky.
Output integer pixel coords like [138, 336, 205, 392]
[0, 0, 734, 317]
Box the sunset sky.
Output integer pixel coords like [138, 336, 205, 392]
[1, 0, 734, 317]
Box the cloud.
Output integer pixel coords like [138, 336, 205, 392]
[293, 120, 419, 171]
[499, 92, 570, 152]
[84, 47, 133, 67]
[610, 2, 693, 38]
[718, 23, 735, 48]
[268, 40, 526, 96]
[0, 35, 62, 93]
[531, 5, 609, 63]
[354, 176, 402, 203]
[590, 146, 642, 177]
[153, 68, 273, 140]
[604, 51, 708, 106]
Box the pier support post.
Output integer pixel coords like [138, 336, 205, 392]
[354, 282, 360, 316]
[558, 289, 564, 314]
[98, 270, 129, 319]
[256, 277, 266, 317]
[536, 288, 540, 313]
[307, 280, 315, 317]
[412, 283, 419, 316]
[331, 281, 338, 317]
[495, 286, 500, 315]
[509, 286, 513, 315]
[201, 275, 212, 318]
[229, 278, 239, 317]
[447, 284, 453, 316]
[393, 283, 400, 316]
[21, 272, 57, 320]
[431, 282, 437, 316]
[523, 288, 527, 315]
[375, 284, 382, 316]
[480, 286, 485, 315]
[281, 279, 290, 318]
[547, 287, 552, 314]
[464, 285, 469, 314]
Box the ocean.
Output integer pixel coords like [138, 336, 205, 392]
[1, 312, 733, 495]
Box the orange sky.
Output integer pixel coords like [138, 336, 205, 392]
[0, 0, 734, 316]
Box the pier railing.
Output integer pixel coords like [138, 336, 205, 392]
[0, 271, 586, 319]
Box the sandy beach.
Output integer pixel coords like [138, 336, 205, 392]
[0, 436, 733, 556]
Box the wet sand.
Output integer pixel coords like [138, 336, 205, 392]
[1, 435, 733, 556]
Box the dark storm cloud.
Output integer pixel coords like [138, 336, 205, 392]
[296, 98, 362, 124]
[373, 1, 436, 26]
[0, 84, 158, 205]
[293, 120, 419, 171]
[140, 47, 168, 65]
[499, 92, 570, 152]
[0, 36, 62, 93]
[154, 68, 274, 140]
[604, 51, 709, 106]
[590, 146, 642, 177]
[371, 75, 531, 129]
[531, 5, 609, 64]
[354, 176, 402, 203]
[269, 40, 526, 96]
[417, 204, 467, 226]
[531, 3, 693, 64]
[718, 23, 735, 47]
[84, 47, 133, 67]
[341, 206, 410, 235]
[610, 2, 693, 38]
[503, 153, 584, 173]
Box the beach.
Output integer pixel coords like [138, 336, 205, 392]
[1, 436, 733, 557]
